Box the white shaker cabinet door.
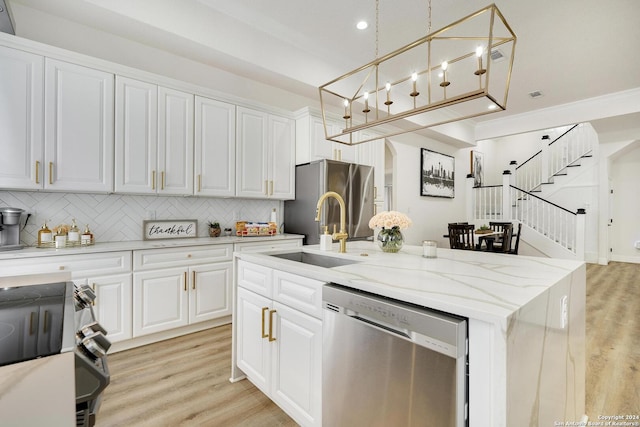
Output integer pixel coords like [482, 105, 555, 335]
[44, 58, 114, 192]
[90, 273, 133, 344]
[114, 76, 158, 194]
[194, 96, 236, 197]
[188, 262, 232, 324]
[271, 301, 322, 427]
[236, 287, 272, 394]
[158, 87, 194, 195]
[133, 268, 189, 337]
[0, 46, 44, 190]
[236, 107, 269, 198]
[268, 114, 295, 199]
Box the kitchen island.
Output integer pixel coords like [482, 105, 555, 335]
[231, 241, 586, 427]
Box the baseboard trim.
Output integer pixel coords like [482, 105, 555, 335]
[610, 254, 640, 264]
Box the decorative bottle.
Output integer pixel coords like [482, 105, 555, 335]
[68, 219, 80, 243]
[81, 224, 94, 245]
[38, 221, 53, 246]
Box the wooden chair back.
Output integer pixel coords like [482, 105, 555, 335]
[448, 223, 476, 250]
[489, 221, 513, 253]
[509, 223, 522, 255]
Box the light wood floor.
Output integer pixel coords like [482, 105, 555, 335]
[97, 262, 639, 426]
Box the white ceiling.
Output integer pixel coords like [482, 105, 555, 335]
[7, 0, 640, 137]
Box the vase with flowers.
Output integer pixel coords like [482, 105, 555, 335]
[368, 211, 412, 253]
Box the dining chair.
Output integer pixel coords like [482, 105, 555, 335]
[508, 223, 522, 255]
[448, 223, 476, 250]
[489, 222, 513, 253]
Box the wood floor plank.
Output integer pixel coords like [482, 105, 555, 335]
[97, 262, 639, 425]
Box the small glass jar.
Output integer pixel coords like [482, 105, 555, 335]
[423, 240, 437, 258]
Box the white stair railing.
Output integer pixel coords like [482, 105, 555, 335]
[468, 174, 586, 259]
[510, 186, 579, 252]
[515, 123, 596, 193]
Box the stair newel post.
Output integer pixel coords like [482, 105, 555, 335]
[541, 135, 550, 184]
[502, 170, 513, 220]
[466, 173, 475, 222]
[576, 208, 586, 261]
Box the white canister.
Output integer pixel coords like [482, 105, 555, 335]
[422, 240, 437, 258]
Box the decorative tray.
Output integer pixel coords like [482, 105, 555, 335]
[235, 221, 277, 237]
[36, 238, 95, 249]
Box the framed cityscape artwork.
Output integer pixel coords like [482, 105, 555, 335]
[420, 148, 455, 198]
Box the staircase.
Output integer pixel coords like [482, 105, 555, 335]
[469, 123, 598, 260]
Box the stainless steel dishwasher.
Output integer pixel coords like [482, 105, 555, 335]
[323, 284, 468, 427]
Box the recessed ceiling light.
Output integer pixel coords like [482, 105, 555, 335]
[356, 21, 368, 30]
[488, 104, 497, 110]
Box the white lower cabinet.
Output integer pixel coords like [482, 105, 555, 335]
[89, 273, 133, 343]
[236, 260, 323, 427]
[0, 251, 133, 344]
[132, 245, 233, 338]
[133, 262, 232, 337]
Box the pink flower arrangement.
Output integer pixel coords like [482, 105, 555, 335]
[368, 211, 412, 230]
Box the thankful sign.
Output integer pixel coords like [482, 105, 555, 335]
[143, 220, 198, 240]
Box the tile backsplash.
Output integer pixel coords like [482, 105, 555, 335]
[0, 191, 281, 246]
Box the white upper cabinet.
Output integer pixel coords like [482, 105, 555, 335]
[115, 77, 194, 195]
[236, 107, 295, 199]
[44, 58, 114, 192]
[268, 114, 295, 199]
[115, 76, 158, 193]
[194, 96, 236, 197]
[295, 111, 357, 165]
[158, 87, 194, 195]
[0, 46, 44, 190]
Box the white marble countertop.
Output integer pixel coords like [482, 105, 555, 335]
[0, 234, 303, 260]
[235, 241, 585, 324]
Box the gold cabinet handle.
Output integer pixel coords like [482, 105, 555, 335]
[198, 174, 202, 193]
[374, 186, 378, 199]
[161, 171, 165, 190]
[268, 309, 277, 342]
[192, 271, 196, 290]
[183, 271, 187, 291]
[152, 170, 156, 190]
[264, 180, 268, 195]
[49, 162, 53, 185]
[261, 307, 269, 338]
[269, 180, 274, 196]
[35, 160, 40, 184]
[92, 283, 96, 306]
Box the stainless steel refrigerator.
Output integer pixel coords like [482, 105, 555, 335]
[284, 159, 375, 245]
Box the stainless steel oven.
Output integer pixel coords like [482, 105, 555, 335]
[0, 281, 111, 427]
[323, 284, 468, 427]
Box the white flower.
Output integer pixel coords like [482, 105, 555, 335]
[368, 211, 412, 230]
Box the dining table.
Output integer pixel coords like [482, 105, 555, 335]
[474, 230, 502, 251]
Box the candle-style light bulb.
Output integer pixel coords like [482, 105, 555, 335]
[343, 98, 351, 120]
[362, 91, 370, 113]
[440, 61, 450, 87]
[475, 46, 486, 76]
[410, 72, 419, 97]
[384, 82, 393, 106]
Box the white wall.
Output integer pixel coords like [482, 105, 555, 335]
[387, 134, 467, 247]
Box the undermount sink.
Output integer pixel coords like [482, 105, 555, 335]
[269, 251, 360, 268]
